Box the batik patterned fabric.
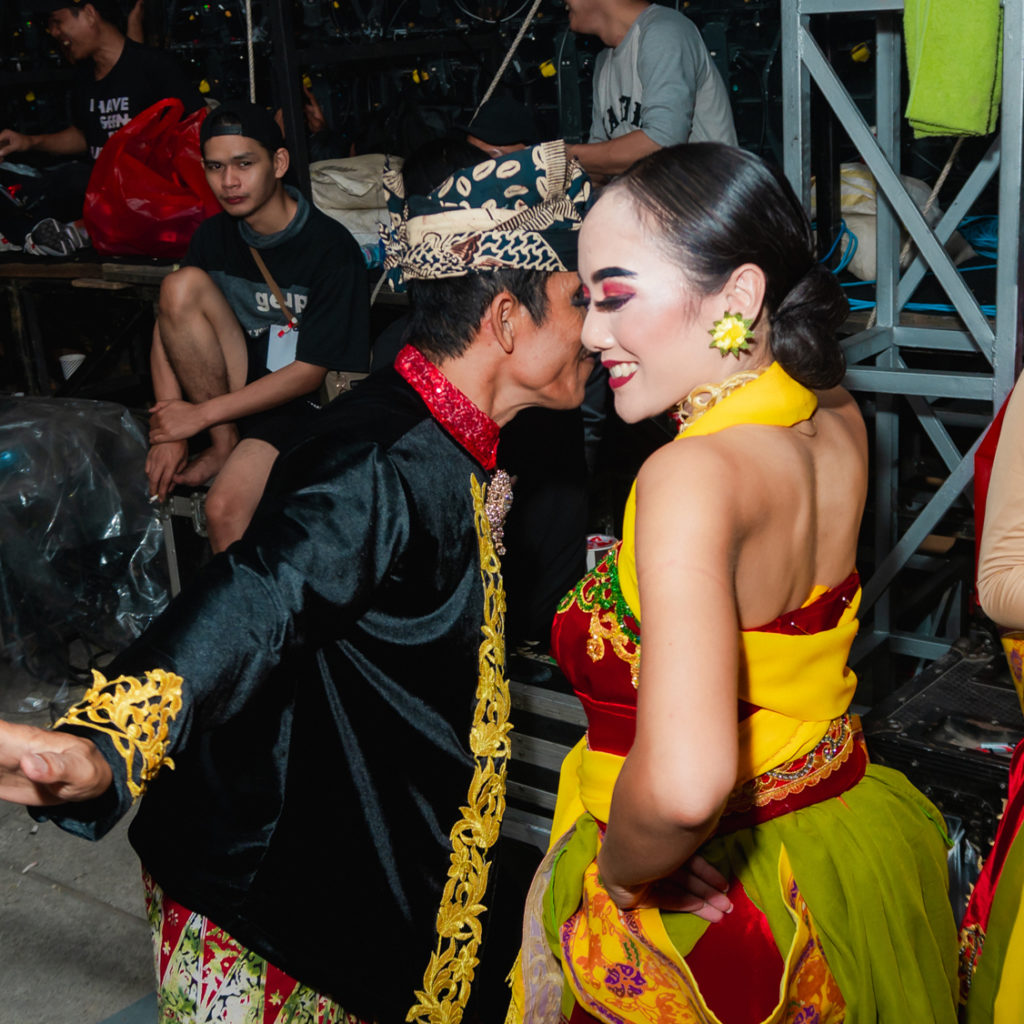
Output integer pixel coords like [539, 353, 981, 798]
[144, 872, 370, 1024]
[559, 843, 845, 1024]
[379, 140, 589, 287]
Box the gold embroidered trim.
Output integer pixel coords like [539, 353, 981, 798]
[958, 921, 985, 1005]
[672, 368, 765, 431]
[558, 551, 640, 688]
[587, 607, 640, 689]
[407, 475, 512, 1024]
[722, 714, 857, 817]
[54, 668, 183, 799]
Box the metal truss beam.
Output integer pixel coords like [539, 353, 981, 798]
[782, 0, 1024, 672]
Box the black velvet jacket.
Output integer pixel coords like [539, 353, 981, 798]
[41, 351, 510, 1024]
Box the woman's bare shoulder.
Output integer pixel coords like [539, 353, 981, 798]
[813, 386, 868, 464]
[636, 428, 779, 527]
[816, 385, 865, 428]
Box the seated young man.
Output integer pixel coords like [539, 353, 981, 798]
[145, 102, 369, 552]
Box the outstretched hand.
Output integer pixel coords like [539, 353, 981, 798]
[599, 853, 734, 923]
[0, 720, 111, 806]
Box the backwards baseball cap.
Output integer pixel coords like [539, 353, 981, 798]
[25, 0, 131, 32]
[380, 140, 590, 289]
[24, 0, 110, 13]
[24, 0, 84, 10]
[200, 102, 285, 155]
[455, 94, 539, 148]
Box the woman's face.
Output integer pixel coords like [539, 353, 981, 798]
[578, 190, 754, 424]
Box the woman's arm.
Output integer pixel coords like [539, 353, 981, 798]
[597, 440, 742, 908]
[978, 380, 1024, 628]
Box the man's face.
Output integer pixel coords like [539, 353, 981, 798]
[47, 6, 98, 63]
[201, 135, 285, 221]
[511, 270, 593, 412]
[564, 0, 602, 35]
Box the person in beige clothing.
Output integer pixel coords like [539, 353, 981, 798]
[978, 382, 1024, 627]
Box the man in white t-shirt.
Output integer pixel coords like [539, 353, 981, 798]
[565, 0, 736, 180]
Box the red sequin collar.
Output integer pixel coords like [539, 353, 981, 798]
[395, 345, 499, 470]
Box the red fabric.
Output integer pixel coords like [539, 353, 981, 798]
[395, 344, 499, 469]
[716, 736, 868, 834]
[974, 394, 1013, 605]
[572, 690, 638, 757]
[686, 876, 786, 1023]
[750, 571, 859, 634]
[552, 562, 859, 757]
[153, 882, 190, 981]
[262, 964, 300, 1024]
[961, 736, 1024, 935]
[83, 98, 220, 258]
[567, 1001, 599, 1023]
[563, 878, 785, 1024]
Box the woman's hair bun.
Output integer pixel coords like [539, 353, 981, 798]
[769, 263, 848, 390]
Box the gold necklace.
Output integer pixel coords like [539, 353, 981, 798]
[670, 368, 766, 432]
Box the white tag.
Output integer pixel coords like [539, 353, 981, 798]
[266, 324, 299, 372]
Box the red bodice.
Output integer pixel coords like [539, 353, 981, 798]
[551, 546, 859, 757]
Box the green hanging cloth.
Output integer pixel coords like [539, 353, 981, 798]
[904, 0, 1002, 138]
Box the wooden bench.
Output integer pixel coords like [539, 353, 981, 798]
[505, 658, 587, 851]
[0, 258, 175, 396]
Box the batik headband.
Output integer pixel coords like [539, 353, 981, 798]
[380, 140, 590, 289]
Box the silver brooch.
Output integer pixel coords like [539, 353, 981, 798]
[484, 469, 514, 556]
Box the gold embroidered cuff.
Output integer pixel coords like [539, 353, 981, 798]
[54, 668, 184, 799]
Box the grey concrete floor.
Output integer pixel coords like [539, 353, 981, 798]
[0, 656, 156, 1024]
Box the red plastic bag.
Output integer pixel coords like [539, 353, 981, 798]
[83, 98, 221, 259]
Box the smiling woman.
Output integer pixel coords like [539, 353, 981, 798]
[508, 143, 960, 1024]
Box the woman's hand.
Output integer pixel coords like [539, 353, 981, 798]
[0, 720, 112, 806]
[599, 852, 733, 923]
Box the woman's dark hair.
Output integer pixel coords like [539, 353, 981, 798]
[406, 269, 551, 361]
[608, 143, 847, 389]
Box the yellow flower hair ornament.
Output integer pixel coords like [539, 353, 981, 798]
[709, 311, 755, 357]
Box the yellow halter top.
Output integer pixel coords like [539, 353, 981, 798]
[551, 362, 861, 838]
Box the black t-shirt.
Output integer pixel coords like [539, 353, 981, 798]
[185, 193, 370, 385]
[73, 39, 202, 159]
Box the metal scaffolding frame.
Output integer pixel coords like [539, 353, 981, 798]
[781, 0, 1024, 668]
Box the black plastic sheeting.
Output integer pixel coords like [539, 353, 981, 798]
[0, 396, 168, 683]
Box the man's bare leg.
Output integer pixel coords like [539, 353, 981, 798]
[203, 439, 278, 553]
[154, 266, 249, 487]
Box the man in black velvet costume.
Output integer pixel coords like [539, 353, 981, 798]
[0, 141, 592, 1024]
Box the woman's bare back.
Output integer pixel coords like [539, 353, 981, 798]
[726, 386, 868, 628]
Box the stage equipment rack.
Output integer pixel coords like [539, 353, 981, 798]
[782, 0, 1024, 684]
